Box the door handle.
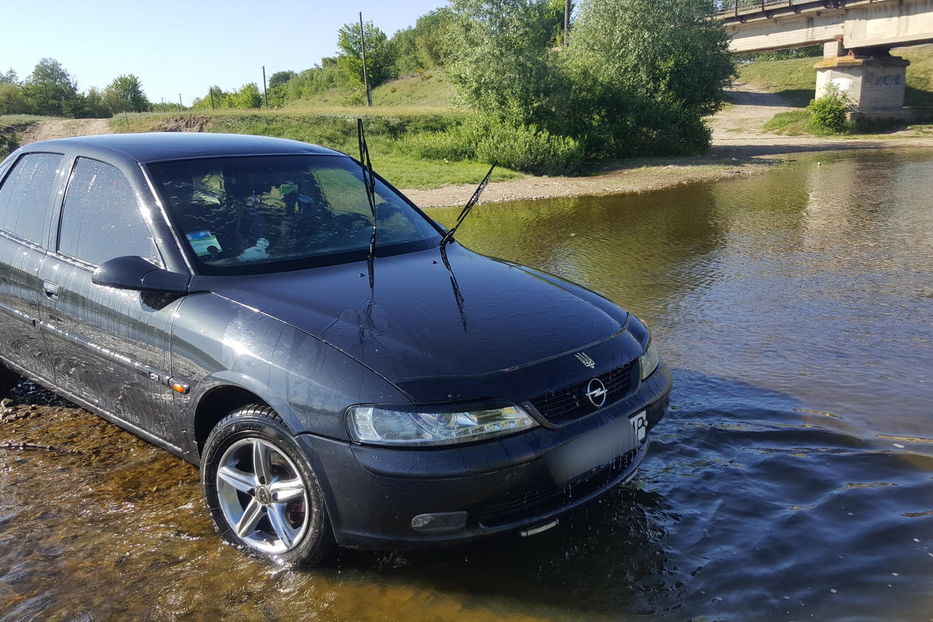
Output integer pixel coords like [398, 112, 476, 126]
[42, 281, 60, 300]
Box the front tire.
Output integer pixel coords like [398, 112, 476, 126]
[201, 405, 335, 566]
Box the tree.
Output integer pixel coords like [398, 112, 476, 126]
[336, 20, 396, 89]
[268, 70, 296, 90]
[0, 83, 29, 114]
[104, 74, 151, 113]
[230, 83, 262, 108]
[568, 0, 734, 116]
[267, 70, 296, 107]
[447, 0, 734, 158]
[79, 87, 113, 118]
[447, 0, 567, 127]
[0, 69, 19, 85]
[22, 58, 79, 117]
[545, 0, 573, 47]
[392, 8, 456, 74]
[192, 83, 262, 110]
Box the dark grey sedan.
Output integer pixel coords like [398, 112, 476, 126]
[0, 133, 671, 565]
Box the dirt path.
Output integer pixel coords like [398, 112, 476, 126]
[17, 118, 111, 144]
[709, 82, 798, 140]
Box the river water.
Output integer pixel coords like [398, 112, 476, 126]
[1, 150, 931, 621]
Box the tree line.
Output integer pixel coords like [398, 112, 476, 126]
[0, 58, 176, 118]
[191, 5, 463, 110]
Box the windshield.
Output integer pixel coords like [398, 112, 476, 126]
[147, 155, 441, 274]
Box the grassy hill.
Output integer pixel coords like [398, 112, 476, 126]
[282, 71, 455, 114]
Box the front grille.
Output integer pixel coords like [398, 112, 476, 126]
[530, 361, 636, 425]
[477, 447, 639, 528]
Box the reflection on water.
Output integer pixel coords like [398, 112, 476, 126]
[2, 150, 932, 620]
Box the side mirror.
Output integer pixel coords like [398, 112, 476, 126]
[92, 256, 189, 294]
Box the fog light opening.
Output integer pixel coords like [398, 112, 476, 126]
[410, 511, 468, 533]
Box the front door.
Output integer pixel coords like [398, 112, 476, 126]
[37, 156, 180, 438]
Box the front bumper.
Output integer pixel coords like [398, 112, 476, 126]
[296, 362, 672, 550]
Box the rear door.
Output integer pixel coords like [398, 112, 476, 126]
[0, 152, 64, 383]
[37, 156, 180, 439]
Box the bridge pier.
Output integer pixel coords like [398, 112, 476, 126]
[814, 47, 910, 118]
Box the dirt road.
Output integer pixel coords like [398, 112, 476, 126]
[17, 118, 111, 144]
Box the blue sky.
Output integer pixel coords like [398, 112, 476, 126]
[2, 0, 448, 105]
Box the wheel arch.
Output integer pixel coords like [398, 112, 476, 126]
[193, 384, 272, 457]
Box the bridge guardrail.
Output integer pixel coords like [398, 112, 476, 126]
[715, 0, 834, 17]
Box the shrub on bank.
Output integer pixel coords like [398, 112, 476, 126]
[806, 86, 851, 134]
[407, 116, 584, 176]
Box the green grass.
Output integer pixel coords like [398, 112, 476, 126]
[281, 71, 455, 114]
[762, 109, 813, 135]
[372, 71, 454, 108]
[762, 107, 920, 136]
[108, 110, 521, 190]
[738, 56, 816, 105]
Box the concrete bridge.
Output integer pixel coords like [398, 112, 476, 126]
[716, 0, 933, 116]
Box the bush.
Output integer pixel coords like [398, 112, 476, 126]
[476, 122, 583, 175]
[447, 0, 733, 163]
[406, 127, 476, 160]
[405, 116, 584, 175]
[807, 86, 850, 134]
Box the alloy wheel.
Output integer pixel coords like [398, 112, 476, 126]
[215, 437, 310, 554]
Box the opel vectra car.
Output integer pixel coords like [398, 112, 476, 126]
[0, 133, 671, 565]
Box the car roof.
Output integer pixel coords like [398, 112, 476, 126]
[22, 132, 344, 164]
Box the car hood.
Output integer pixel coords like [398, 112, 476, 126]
[202, 245, 627, 399]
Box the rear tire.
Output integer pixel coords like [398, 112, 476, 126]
[201, 404, 335, 566]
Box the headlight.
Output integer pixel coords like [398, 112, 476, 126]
[639, 340, 661, 381]
[347, 404, 538, 446]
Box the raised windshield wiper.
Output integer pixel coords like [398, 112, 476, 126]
[356, 118, 378, 268]
[440, 162, 496, 247]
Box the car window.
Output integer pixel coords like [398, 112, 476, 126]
[58, 157, 160, 267]
[0, 152, 63, 244]
[147, 155, 441, 275]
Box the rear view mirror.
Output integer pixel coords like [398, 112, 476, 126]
[92, 256, 189, 294]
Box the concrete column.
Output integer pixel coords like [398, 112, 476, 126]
[814, 51, 910, 118]
[823, 39, 846, 59]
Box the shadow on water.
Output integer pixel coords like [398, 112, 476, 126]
[3, 150, 933, 620]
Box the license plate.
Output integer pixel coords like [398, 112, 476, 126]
[547, 415, 636, 484]
[630, 410, 648, 445]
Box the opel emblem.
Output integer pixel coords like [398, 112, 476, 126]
[575, 352, 596, 368]
[255, 486, 273, 506]
[585, 378, 608, 408]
